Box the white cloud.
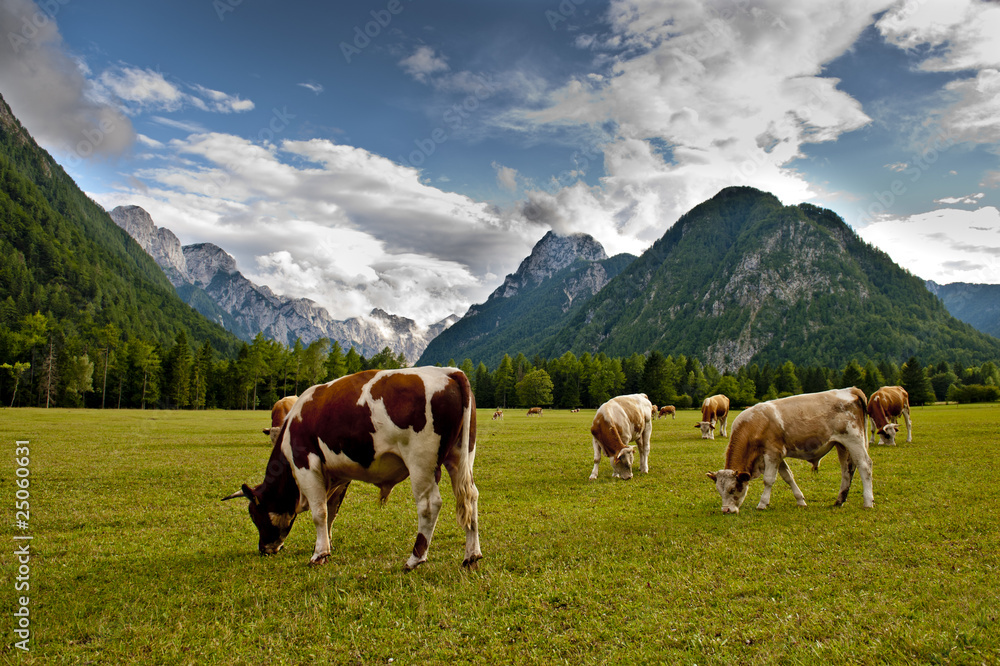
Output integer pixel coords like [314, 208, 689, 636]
[0, 0, 136, 160]
[934, 192, 984, 205]
[399, 45, 450, 83]
[95, 66, 255, 115]
[298, 82, 324, 94]
[856, 206, 1000, 283]
[91, 134, 540, 326]
[492, 161, 519, 192]
[503, 0, 892, 247]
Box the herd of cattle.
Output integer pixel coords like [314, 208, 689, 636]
[223, 367, 911, 570]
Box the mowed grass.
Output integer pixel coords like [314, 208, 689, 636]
[1, 403, 998, 665]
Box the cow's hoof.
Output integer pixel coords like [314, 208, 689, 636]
[462, 554, 483, 570]
[309, 554, 329, 566]
[403, 558, 425, 572]
[588, 475, 598, 481]
[755, 503, 769, 510]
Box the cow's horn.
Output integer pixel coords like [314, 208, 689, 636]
[221, 484, 256, 503]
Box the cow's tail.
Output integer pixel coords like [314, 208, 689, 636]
[450, 370, 478, 530]
[850, 386, 869, 447]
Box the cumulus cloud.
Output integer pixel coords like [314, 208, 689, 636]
[399, 45, 450, 83]
[502, 0, 892, 247]
[856, 206, 1000, 283]
[0, 0, 136, 159]
[95, 65, 254, 115]
[91, 134, 540, 326]
[492, 161, 519, 192]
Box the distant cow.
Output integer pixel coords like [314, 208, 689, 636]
[706, 388, 873, 513]
[527, 407, 543, 416]
[868, 386, 911, 445]
[590, 393, 653, 481]
[223, 367, 481, 570]
[492, 408, 503, 420]
[658, 405, 676, 420]
[695, 395, 730, 439]
[263, 395, 298, 446]
[651, 405, 659, 418]
[571, 408, 581, 413]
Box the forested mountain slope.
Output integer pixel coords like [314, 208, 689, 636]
[544, 187, 1000, 370]
[0, 92, 240, 357]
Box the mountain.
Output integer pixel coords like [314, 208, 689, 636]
[108, 205, 450, 361]
[418, 231, 636, 366]
[927, 281, 1000, 339]
[0, 92, 239, 356]
[542, 187, 1000, 370]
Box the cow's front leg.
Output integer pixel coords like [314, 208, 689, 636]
[405, 469, 443, 570]
[756, 456, 780, 509]
[777, 459, 807, 506]
[638, 422, 652, 474]
[589, 438, 602, 480]
[325, 481, 351, 544]
[295, 469, 332, 565]
[719, 416, 728, 438]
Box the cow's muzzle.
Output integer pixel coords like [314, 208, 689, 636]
[721, 506, 739, 514]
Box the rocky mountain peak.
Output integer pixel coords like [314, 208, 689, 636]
[109, 205, 189, 286]
[493, 231, 608, 299]
[182, 243, 239, 289]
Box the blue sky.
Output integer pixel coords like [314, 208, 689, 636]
[2, 0, 999, 327]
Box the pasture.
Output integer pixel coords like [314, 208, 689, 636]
[2, 403, 998, 664]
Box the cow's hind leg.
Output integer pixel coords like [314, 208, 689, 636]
[405, 468, 443, 571]
[834, 444, 856, 506]
[638, 421, 652, 474]
[903, 408, 913, 443]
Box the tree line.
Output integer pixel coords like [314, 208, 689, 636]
[2, 309, 997, 410]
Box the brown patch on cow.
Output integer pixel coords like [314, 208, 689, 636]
[371, 372, 428, 433]
[412, 532, 429, 560]
[294, 370, 379, 469]
[432, 372, 467, 465]
[591, 413, 625, 458]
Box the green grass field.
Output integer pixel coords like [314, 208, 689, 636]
[2, 404, 998, 664]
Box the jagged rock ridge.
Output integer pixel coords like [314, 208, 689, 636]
[108, 205, 451, 362]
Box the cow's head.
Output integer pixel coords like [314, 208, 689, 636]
[611, 445, 637, 480]
[877, 422, 899, 446]
[706, 470, 752, 513]
[695, 421, 716, 439]
[222, 483, 296, 555]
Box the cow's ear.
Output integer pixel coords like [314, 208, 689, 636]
[737, 472, 751, 484]
[693, 423, 701, 429]
[706, 472, 717, 481]
[262, 427, 271, 436]
[241, 483, 260, 506]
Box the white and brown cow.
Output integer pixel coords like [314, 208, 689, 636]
[527, 407, 543, 416]
[695, 394, 730, 439]
[262, 395, 298, 446]
[590, 393, 653, 481]
[658, 405, 676, 420]
[223, 367, 481, 570]
[868, 386, 912, 445]
[492, 408, 503, 420]
[706, 388, 873, 513]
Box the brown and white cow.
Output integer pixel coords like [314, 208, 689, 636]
[590, 393, 653, 481]
[695, 395, 730, 439]
[658, 405, 676, 420]
[706, 388, 873, 513]
[527, 407, 543, 416]
[223, 367, 481, 570]
[492, 408, 503, 420]
[263, 395, 298, 446]
[868, 386, 911, 445]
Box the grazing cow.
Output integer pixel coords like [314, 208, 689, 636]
[527, 407, 543, 416]
[658, 405, 676, 420]
[590, 393, 653, 481]
[868, 386, 912, 445]
[223, 367, 481, 570]
[651, 405, 659, 418]
[571, 408, 580, 413]
[706, 388, 873, 513]
[695, 395, 730, 439]
[263, 395, 298, 446]
[492, 408, 503, 421]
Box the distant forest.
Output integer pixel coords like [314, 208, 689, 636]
[2, 314, 997, 410]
